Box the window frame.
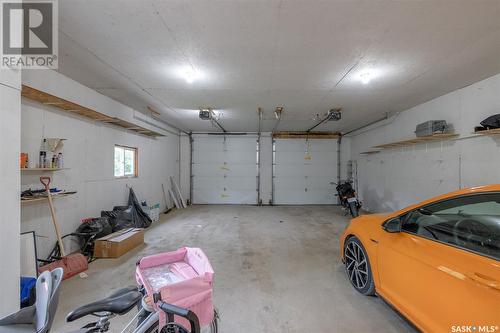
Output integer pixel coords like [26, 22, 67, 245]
[382, 192, 500, 261]
[114, 144, 138, 179]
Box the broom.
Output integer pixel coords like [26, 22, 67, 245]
[38, 177, 88, 280]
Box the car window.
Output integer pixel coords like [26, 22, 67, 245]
[401, 193, 500, 260]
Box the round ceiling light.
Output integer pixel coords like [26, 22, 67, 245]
[359, 72, 372, 84]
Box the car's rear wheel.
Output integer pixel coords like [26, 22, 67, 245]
[344, 237, 375, 295]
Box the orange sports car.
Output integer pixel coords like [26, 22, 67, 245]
[340, 185, 500, 333]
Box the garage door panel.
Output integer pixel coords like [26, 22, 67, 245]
[304, 155, 336, 164]
[273, 163, 308, 177]
[193, 189, 257, 205]
[195, 152, 256, 164]
[274, 190, 334, 205]
[303, 190, 336, 204]
[194, 150, 226, 163]
[223, 153, 257, 164]
[224, 176, 257, 190]
[274, 177, 307, 190]
[225, 137, 257, 149]
[307, 177, 336, 190]
[192, 176, 225, 191]
[193, 135, 257, 204]
[308, 141, 340, 152]
[193, 176, 256, 189]
[194, 138, 225, 151]
[274, 191, 306, 205]
[193, 163, 257, 177]
[274, 139, 338, 204]
[274, 151, 309, 164]
[274, 152, 335, 164]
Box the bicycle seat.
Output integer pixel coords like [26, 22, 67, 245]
[66, 286, 142, 322]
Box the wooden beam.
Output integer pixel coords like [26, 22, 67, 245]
[273, 131, 340, 139]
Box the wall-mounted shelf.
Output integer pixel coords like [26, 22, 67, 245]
[21, 192, 76, 206]
[372, 133, 459, 149]
[21, 168, 67, 172]
[21, 85, 165, 137]
[273, 131, 341, 139]
[359, 150, 381, 155]
[472, 128, 500, 136]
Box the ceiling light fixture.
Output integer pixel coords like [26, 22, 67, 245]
[176, 66, 200, 84]
[359, 72, 372, 84]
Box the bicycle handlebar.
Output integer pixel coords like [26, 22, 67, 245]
[157, 301, 201, 333]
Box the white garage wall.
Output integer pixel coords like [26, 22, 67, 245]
[20, 71, 180, 259]
[0, 68, 21, 317]
[349, 73, 500, 213]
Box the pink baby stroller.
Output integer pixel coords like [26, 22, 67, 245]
[136, 247, 218, 332]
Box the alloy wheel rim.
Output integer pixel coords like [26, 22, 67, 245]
[345, 241, 368, 289]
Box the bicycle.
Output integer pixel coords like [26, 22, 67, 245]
[1, 247, 218, 333]
[66, 285, 217, 333]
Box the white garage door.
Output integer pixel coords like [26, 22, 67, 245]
[192, 135, 258, 204]
[274, 139, 338, 204]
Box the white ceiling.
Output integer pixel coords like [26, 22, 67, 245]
[57, 0, 500, 133]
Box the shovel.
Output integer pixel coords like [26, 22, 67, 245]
[38, 176, 88, 280]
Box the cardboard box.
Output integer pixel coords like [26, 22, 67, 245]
[93, 228, 144, 258]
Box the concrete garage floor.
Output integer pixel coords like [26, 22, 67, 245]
[52, 205, 416, 333]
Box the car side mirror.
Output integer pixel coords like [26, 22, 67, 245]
[383, 217, 401, 233]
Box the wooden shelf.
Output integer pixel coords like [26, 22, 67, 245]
[359, 150, 381, 155]
[273, 131, 341, 139]
[21, 168, 66, 172]
[21, 192, 76, 205]
[21, 85, 165, 137]
[472, 128, 500, 136]
[372, 133, 459, 149]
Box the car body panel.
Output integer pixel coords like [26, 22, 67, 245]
[340, 185, 500, 332]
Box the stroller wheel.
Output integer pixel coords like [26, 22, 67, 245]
[161, 323, 189, 333]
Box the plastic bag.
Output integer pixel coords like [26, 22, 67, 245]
[101, 188, 152, 231]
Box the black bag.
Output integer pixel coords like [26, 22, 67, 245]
[74, 217, 113, 259]
[127, 188, 152, 228]
[101, 188, 152, 231]
[480, 114, 500, 129]
[76, 217, 112, 239]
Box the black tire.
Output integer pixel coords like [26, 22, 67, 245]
[348, 201, 359, 218]
[344, 237, 375, 295]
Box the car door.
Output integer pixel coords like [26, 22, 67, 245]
[377, 193, 500, 332]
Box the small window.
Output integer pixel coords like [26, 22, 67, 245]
[401, 193, 500, 260]
[114, 145, 138, 178]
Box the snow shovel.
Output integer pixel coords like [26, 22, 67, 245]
[38, 177, 88, 280]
